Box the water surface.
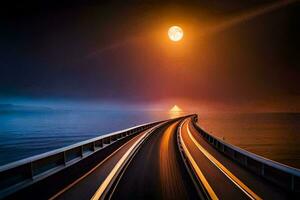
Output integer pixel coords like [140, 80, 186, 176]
[198, 112, 300, 169]
[0, 109, 168, 165]
[0, 110, 299, 169]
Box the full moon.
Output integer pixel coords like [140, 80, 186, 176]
[168, 26, 184, 42]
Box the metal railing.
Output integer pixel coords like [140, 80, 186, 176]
[0, 119, 165, 198]
[191, 115, 300, 192]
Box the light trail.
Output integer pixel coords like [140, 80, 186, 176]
[186, 121, 262, 200]
[90, 124, 160, 200]
[49, 131, 144, 200]
[178, 121, 219, 200]
[202, 0, 298, 37]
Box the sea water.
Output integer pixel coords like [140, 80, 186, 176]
[0, 110, 299, 169]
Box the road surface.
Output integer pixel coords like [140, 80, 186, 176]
[5, 116, 296, 200]
[110, 120, 199, 199]
[179, 118, 291, 200]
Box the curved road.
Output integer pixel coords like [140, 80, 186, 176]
[49, 123, 164, 200]
[110, 120, 199, 199]
[13, 116, 294, 200]
[179, 118, 291, 200]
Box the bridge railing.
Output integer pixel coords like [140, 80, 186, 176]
[0, 119, 164, 198]
[191, 115, 300, 192]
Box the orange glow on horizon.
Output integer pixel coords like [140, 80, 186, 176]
[169, 105, 183, 118]
[170, 105, 182, 112]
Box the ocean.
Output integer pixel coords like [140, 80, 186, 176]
[0, 109, 169, 166]
[198, 112, 300, 169]
[0, 110, 299, 169]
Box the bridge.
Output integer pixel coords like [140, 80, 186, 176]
[0, 115, 299, 199]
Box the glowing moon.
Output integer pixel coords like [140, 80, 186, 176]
[168, 26, 184, 42]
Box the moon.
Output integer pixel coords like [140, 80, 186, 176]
[168, 26, 184, 42]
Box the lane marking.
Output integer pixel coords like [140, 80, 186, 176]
[186, 121, 262, 200]
[160, 122, 186, 199]
[49, 131, 146, 200]
[179, 123, 219, 200]
[91, 124, 159, 200]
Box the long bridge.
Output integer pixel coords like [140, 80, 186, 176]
[0, 115, 299, 199]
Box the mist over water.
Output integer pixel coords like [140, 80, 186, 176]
[0, 105, 169, 165]
[0, 101, 299, 169]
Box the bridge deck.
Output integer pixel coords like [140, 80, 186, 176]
[51, 128, 151, 200]
[1, 115, 298, 200]
[110, 121, 198, 199]
[180, 118, 290, 199]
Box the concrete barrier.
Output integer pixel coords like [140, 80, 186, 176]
[191, 115, 300, 192]
[0, 120, 164, 199]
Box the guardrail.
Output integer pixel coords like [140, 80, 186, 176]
[191, 115, 300, 192]
[0, 119, 164, 199]
[176, 117, 211, 200]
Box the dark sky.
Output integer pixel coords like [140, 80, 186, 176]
[0, 0, 299, 112]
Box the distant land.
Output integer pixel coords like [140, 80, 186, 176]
[0, 104, 53, 113]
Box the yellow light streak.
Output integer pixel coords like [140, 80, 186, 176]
[186, 121, 262, 200]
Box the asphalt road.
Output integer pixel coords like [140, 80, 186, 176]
[11, 116, 294, 200]
[110, 120, 199, 200]
[50, 128, 155, 200]
[180, 118, 291, 200]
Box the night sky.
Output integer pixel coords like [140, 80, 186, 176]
[0, 0, 299, 112]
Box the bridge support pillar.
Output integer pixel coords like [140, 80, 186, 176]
[81, 146, 84, 157]
[92, 142, 96, 151]
[244, 157, 248, 167]
[28, 162, 34, 179]
[261, 164, 265, 176]
[291, 175, 295, 191]
[63, 152, 67, 165]
[98, 139, 103, 148]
